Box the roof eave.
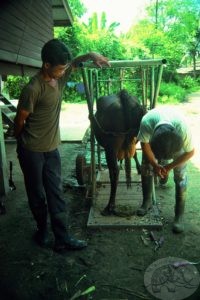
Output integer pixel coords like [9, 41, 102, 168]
[52, 0, 74, 27]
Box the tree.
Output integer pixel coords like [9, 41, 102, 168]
[68, 0, 86, 18]
[123, 0, 200, 79]
[147, 0, 200, 75]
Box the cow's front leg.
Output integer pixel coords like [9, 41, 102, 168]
[101, 150, 119, 216]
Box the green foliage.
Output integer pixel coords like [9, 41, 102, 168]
[68, 0, 86, 18]
[3, 76, 29, 99]
[55, 12, 123, 59]
[62, 86, 86, 103]
[54, 0, 200, 104]
[126, 0, 200, 74]
[179, 75, 199, 90]
[4, 0, 200, 105]
[158, 82, 187, 104]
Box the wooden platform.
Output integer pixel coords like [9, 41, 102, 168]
[87, 169, 163, 229]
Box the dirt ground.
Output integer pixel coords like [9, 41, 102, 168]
[1, 92, 200, 300]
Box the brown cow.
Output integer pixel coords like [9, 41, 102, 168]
[91, 89, 144, 215]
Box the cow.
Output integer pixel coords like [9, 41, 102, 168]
[90, 89, 144, 215]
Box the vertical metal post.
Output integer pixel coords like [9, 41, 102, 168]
[145, 68, 148, 104]
[81, 68, 93, 117]
[150, 66, 155, 109]
[95, 70, 99, 100]
[108, 78, 111, 94]
[120, 68, 123, 90]
[152, 64, 164, 108]
[152, 178, 157, 205]
[94, 70, 102, 171]
[0, 108, 9, 196]
[92, 69, 101, 170]
[142, 68, 147, 110]
[81, 68, 96, 203]
[0, 75, 2, 93]
[97, 144, 102, 171]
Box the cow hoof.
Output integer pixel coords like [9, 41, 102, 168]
[101, 207, 115, 216]
[137, 207, 147, 216]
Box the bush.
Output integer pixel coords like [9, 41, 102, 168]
[179, 75, 199, 90]
[3, 76, 29, 99]
[158, 82, 187, 104]
[62, 86, 86, 103]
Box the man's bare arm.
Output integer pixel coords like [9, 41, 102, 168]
[164, 149, 195, 173]
[14, 109, 30, 138]
[71, 52, 110, 68]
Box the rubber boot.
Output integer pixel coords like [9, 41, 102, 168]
[172, 185, 186, 233]
[51, 212, 87, 253]
[137, 176, 153, 216]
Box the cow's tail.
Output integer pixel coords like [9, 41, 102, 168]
[118, 89, 133, 130]
[118, 88, 137, 151]
[118, 89, 134, 188]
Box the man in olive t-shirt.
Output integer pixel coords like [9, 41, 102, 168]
[14, 39, 110, 252]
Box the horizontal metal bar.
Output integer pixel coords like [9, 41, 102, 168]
[80, 59, 167, 69]
[96, 78, 141, 82]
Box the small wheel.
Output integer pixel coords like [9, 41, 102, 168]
[76, 154, 89, 185]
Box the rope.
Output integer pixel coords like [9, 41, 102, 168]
[89, 114, 138, 137]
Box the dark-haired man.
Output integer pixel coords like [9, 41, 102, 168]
[14, 39, 110, 252]
[136, 107, 194, 233]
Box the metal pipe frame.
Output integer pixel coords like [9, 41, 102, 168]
[81, 59, 166, 203]
[81, 59, 167, 69]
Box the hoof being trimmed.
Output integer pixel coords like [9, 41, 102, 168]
[137, 207, 148, 216]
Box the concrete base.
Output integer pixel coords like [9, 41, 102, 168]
[87, 169, 163, 229]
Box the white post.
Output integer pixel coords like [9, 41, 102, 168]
[0, 107, 9, 196]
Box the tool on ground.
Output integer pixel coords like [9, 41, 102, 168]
[9, 161, 16, 191]
[150, 231, 164, 251]
[173, 259, 200, 268]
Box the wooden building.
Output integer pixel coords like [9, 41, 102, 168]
[0, 0, 73, 198]
[0, 0, 73, 76]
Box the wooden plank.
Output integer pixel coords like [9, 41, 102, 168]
[87, 169, 163, 229]
[87, 206, 163, 229]
[0, 61, 39, 77]
[0, 50, 41, 69]
[0, 0, 53, 67]
[0, 14, 25, 32]
[97, 168, 141, 183]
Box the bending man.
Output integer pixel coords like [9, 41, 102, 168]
[137, 106, 194, 233]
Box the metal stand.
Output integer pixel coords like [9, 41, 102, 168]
[81, 59, 166, 204]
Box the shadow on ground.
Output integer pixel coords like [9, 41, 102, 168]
[0, 139, 200, 300]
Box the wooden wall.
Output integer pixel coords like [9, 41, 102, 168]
[0, 0, 54, 75]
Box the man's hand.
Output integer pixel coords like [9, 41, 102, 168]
[153, 164, 167, 178]
[14, 109, 30, 138]
[89, 52, 110, 68]
[71, 52, 110, 69]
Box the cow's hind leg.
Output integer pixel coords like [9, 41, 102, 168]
[101, 149, 119, 216]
